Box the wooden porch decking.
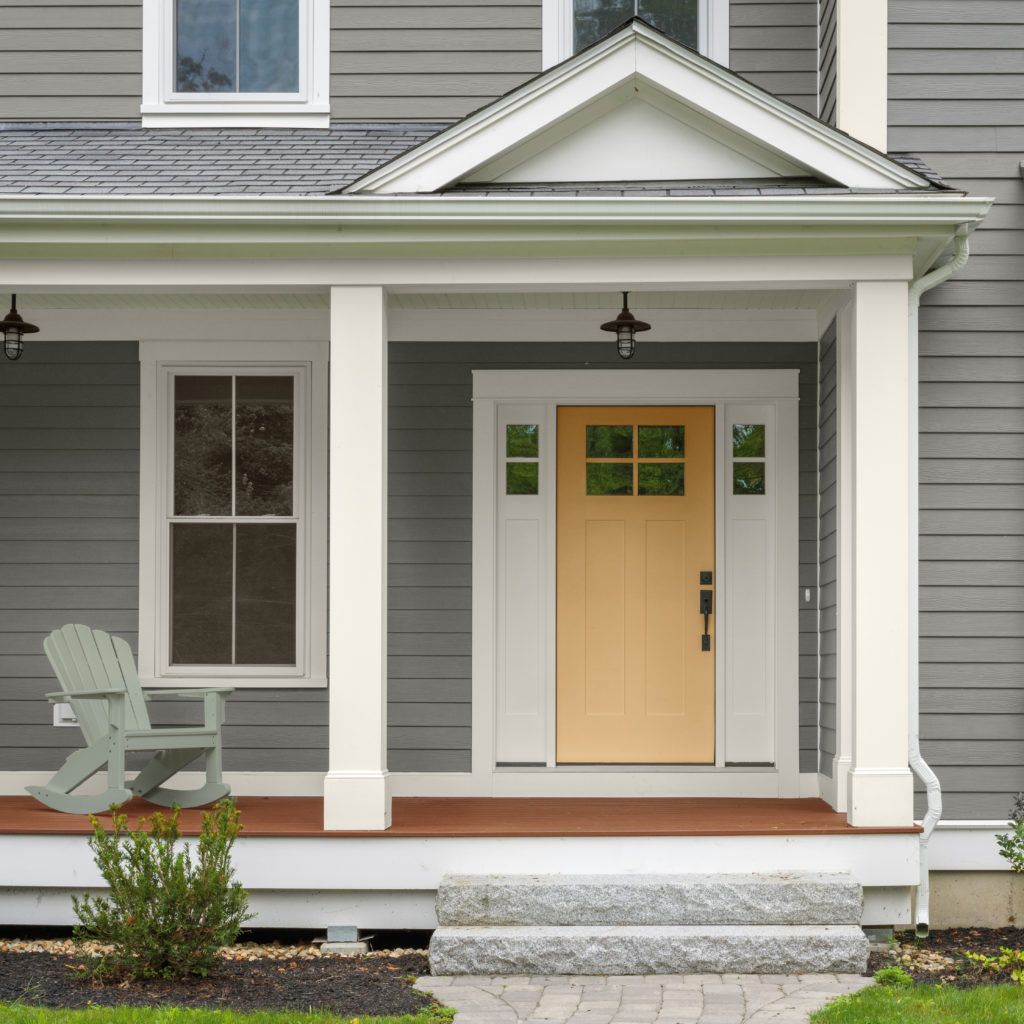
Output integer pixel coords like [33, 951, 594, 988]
[0, 795, 920, 837]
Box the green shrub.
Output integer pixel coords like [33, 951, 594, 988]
[872, 965, 914, 988]
[963, 947, 1024, 986]
[72, 799, 253, 980]
[996, 792, 1024, 874]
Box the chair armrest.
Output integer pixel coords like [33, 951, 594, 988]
[46, 688, 129, 701]
[141, 687, 230, 731]
[143, 687, 235, 698]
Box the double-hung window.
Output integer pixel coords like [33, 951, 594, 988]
[139, 342, 327, 688]
[142, 0, 330, 126]
[543, 0, 728, 67]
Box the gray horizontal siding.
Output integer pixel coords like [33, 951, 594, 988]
[0, 2, 142, 121]
[329, 0, 540, 121]
[730, 0, 818, 116]
[388, 340, 820, 773]
[890, 0, 1024, 819]
[817, 321, 836, 776]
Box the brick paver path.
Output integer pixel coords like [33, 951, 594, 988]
[416, 973, 874, 1024]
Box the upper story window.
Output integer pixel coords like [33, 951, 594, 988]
[543, 0, 728, 68]
[142, 0, 330, 127]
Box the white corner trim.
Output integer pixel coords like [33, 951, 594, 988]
[834, 0, 887, 152]
[141, 0, 330, 128]
[348, 22, 926, 195]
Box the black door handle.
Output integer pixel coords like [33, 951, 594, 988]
[700, 589, 712, 651]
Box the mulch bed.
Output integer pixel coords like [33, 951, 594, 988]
[0, 949, 435, 1015]
[3, 928, 1024, 1013]
[868, 927, 1024, 988]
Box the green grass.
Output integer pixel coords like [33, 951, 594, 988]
[0, 1008, 455, 1024]
[810, 984, 1024, 1023]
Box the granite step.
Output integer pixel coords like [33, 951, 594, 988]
[428, 924, 870, 976]
[435, 872, 863, 927]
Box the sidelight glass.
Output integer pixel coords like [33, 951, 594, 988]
[733, 423, 765, 458]
[506, 462, 539, 495]
[733, 462, 766, 495]
[506, 424, 539, 458]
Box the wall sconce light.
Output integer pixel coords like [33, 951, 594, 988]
[600, 291, 650, 360]
[1, 295, 39, 361]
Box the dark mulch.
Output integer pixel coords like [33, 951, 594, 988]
[867, 926, 1024, 988]
[0, 951, 435, 1015]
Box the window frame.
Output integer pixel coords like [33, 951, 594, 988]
[542, 0, 729, 69]
[139, 341, 328, 689]
[141, 0, 331, 127]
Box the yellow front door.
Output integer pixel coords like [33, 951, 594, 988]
[556, 406, 715, 763]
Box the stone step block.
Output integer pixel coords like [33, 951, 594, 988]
[428, 924, 869, 976]
[435, 872, 863, 927]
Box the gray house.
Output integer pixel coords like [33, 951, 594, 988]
[0, 0, 1020, 945]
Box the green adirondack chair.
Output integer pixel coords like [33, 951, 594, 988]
[26, 624, 233, 814]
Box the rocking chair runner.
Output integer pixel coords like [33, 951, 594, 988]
[27, 624, 234, 814]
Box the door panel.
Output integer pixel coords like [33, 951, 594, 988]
[556, 405, 715, 764]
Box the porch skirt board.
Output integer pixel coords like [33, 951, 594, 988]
[428, 873, 869, 975]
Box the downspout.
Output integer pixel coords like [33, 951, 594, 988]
[907, 227, 969, 936]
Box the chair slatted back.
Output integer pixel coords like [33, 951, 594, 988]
[44, 625, 151, 745]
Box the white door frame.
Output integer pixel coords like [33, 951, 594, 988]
[444, 369, 802, 799]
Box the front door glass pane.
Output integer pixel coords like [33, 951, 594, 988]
[639, 463, 685, 495]
[586, 425, 633, 458]
[586, 462, 634, 495]
[638, 425, 685, 457]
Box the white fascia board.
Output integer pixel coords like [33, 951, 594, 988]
[346, 24, 930, 195]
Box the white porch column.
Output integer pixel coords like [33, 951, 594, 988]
[844, 280, 915, 827]
[324, 286, 392, 830]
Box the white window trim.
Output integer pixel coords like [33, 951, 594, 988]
[542, 0, 729, 69]
[139, 340, 328, 688]
[141, 0, 331, 127]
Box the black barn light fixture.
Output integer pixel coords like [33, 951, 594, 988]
[1, 295, 39, 361]
[601, 291, 650, 360]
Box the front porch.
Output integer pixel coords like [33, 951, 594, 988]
[0, 795, 921, 931]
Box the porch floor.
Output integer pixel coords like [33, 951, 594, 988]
[0, 795, 920, 837]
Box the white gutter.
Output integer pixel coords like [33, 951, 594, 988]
[0, 193, 995, 227]
[907, 227, 970, 936]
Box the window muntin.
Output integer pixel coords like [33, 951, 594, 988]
[175, 0, 300, 94]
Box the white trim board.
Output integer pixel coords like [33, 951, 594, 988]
[473, 370, 800, 797]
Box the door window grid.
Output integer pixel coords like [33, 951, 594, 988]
[506, 423, 540, 494]
[584, 423, 686, 495]
[731, 422, 766, 495]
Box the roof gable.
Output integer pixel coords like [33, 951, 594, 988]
[346, 20, 929, 195]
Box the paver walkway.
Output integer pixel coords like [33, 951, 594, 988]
[415, 973, 874, 1024]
